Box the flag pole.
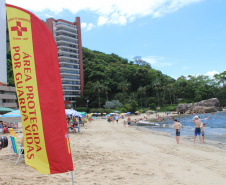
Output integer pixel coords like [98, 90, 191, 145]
[71, 171, 74, 185]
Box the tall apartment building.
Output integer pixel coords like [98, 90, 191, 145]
[46, 17, 84, 108]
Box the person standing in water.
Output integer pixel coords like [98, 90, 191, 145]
[191, 116, 202, 144]
[173, 119, 182, 144]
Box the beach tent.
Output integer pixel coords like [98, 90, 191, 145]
[1, 110, 21, 123]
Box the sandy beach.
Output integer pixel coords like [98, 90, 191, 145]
[1, 113, 226, 185]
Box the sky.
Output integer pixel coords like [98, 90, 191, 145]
[5, 0, 226, 79]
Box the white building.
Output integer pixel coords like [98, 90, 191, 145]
[0, 0, 7, 84]
[0, 1, 17, 109]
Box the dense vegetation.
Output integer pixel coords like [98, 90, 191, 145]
[7, 48, 226, 112]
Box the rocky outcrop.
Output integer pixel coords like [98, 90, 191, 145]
[176, 103, 193, 113]
[177, 98, 222, 114]
[203, 106, 220, 113]
[193, 98, 220, 107]
[191, 106, 204, 113]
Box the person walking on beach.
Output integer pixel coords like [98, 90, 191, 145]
[127, 117, 131, 126]
[191, 116, 202, 144]
[115, 115, 119, 124]
[201, 123, 206, 143]
[173, 119, 182, 144]
[112, 116, 115, 123]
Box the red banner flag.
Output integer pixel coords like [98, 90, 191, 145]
[6, 4, 74, 174]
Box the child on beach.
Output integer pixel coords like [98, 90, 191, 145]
[127, 117, 131, 126]
[123, 120, 126, 127]
[201, 123, 206, 143]
[173, 119, 182, 144]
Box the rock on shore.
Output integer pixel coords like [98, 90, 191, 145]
[176, 98, 222, 114]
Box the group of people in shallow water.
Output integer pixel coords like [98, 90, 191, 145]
[173, 116, 207, 144]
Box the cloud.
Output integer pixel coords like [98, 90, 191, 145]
[205, 70, 219, 78]
[142, 56, 172, 67]
[182, 66, 189, 70]
[81, 22, 95, 31]
[81, 23, 87, 29]
[86, 23, 95, 31]
[186, 70, 220, 79]
[98, 16, 108, 26]
[6, 0, 204, 26]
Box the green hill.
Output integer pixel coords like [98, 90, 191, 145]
[6, 48, 226, 110]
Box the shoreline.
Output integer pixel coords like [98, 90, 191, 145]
[133, 124, 226, 150]
[132, 111, 226, 149]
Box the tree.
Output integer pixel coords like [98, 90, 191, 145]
[103, 100, 123, 109]
[137, 86, 146, 108]
[130, 100, 138, 113]
[7, 59, 15, 87]
[7, 46, 225, 108]
[118, 80, 130, 92]
[214, 71, 226, 87]
[133, 56, 151, 67]
[93, 81, 103, 108]
[75, 96, 87, 107]
[133, 56, 143, 66]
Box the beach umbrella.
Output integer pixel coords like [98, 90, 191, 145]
[78, 112, 87, 116]
[72, 111, 82, 118]
[0, 107, 15, 114]
[1, 110, 21, 123]
[65, 109, 75, 117]
[65, 109, 82, 118]
[114, 111, 120, 113]
[127, 112, 131, 114]
[103, 113, 106, 115]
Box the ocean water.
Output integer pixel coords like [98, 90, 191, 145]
[135, 111, 226, 144]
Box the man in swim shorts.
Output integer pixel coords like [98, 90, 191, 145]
[191, 116, 202, 144]
[173, 119, 182, 144]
